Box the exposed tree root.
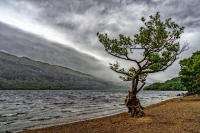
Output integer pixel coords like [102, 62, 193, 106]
[125, 93, 144, 117]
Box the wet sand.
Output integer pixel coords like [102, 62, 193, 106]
[17, 96, 200, 133]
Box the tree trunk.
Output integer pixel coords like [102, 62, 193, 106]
[125, 91, 144, 117]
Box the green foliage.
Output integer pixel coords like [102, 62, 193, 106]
[179, 51, 200, 95]
[144, 77, 186, 91]
[97, 12, 185, 93]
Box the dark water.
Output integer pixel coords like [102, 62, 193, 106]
[0, 90, 185, 132]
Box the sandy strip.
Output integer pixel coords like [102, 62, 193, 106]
[16, 96, 200, 133]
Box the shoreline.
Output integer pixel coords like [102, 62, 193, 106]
[15, 95, 200, 133]
[15, 97, 178, 132]
[16, 109, 126, 132]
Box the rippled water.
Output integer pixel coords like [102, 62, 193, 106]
[0, 90, 185, 132]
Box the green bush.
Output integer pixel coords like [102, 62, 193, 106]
[179, 51, 200, 95]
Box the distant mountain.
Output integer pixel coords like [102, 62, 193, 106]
[144, 77, 186, 91]
[0, 52, 126, 90]
[0, 22, 118, 81]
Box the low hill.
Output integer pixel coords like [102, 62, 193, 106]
[144, 77, 186, 91]
[0, 52, 126, 90]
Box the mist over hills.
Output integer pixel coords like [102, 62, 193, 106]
[0, 22, 118, 81]
[0, 51, 126, 90]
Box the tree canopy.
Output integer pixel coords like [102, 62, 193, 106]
[97, 12, 185, 92]
[179, 51, 200, 95]
[97, 12, 186, 117]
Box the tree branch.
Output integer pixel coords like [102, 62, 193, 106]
[112, 69, 131, 76]
[106, 50, 142, 69]
[142, 57, 176, 74]
[137, 81, 146, 93]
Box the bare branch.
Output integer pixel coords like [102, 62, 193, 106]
[106, 49, 143, 70]
[137, 81, 146, 93]
[106, 50, 139, 63]
[112, 69, 131, 76]
[139, 54, 148, 64]
[178, 41, 189, 54]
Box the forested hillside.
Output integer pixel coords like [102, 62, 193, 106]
[144, 77, 186, 91]
[0, 52, 125, 90]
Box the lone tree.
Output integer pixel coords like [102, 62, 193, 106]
[179, 51, 200, 95]
[97, 12, 186, 117]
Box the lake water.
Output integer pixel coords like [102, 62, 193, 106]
[0, 90, 185, 132]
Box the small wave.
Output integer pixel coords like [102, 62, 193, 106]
[1, 113, 17, 117]
[0, 112, 27, 117]
[60, 109, 73, 113]
[29, 117, 52, 121]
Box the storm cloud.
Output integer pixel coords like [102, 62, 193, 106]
[0, 0, 200, 82]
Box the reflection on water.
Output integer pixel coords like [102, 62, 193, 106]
[0, 90, 185, 132]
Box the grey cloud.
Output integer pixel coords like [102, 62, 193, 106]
[0, 22, 120, 81]
[1, 0, 200, 82]
[158, 0, 200, 28]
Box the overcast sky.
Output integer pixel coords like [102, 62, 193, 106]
[0, 0, 200, 82]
